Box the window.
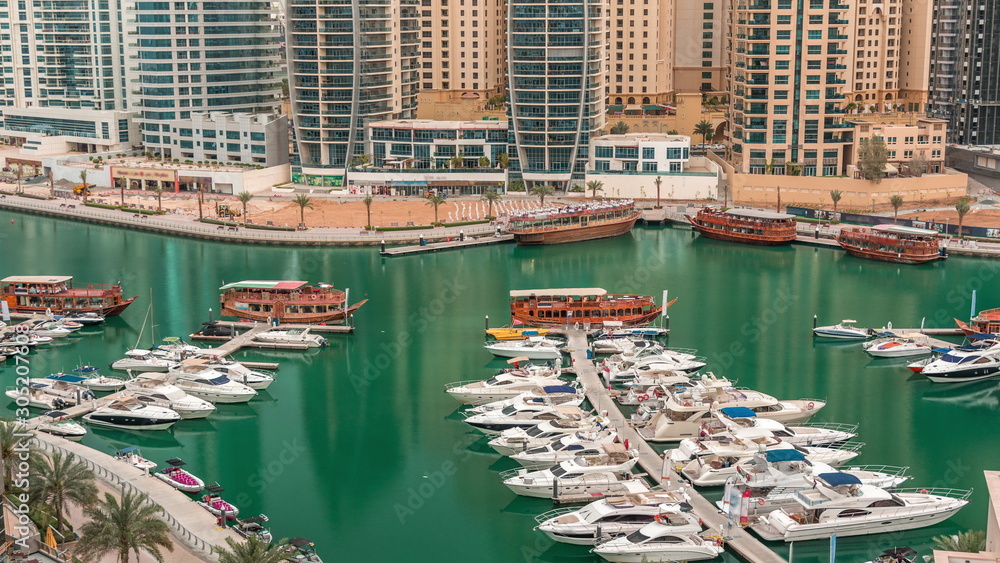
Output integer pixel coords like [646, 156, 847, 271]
[701, 71, 712, 79]
[776, 30, 790, 40]
[777, 15, 791, 24]
[775, 76, 789, 85]
[642, 162, 657, 171]
[806, 90, 820, 99]
[773, 105, 788, 114]
[642, 147, 655, 159]
[807, 45, 822, 54]
[807, 30, 822, 40]
[775, 61, 789, 70]
[776, 45, 790, 55]
[886, 137, 896, 144]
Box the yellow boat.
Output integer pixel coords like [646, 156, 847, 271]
[485, 327, 550, 340]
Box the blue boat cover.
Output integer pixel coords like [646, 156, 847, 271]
[720, 406, 757, 418]
[543, 385, 577, 394]
[818, 472, 862, 486]
[48, 374, 87, 383]
[74, 366, 99, 373]
[968, 333, 997, 341]
[765, 449, 807, 462]
[117, 446, 140, 455]
[932, 348, 953, 353]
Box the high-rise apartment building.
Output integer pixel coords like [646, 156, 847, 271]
[506, 0, 605, 189]
[287, 0, 421, 185]
[674, 0, 727, 93]
[727, 0, 854, 176]
[124, 0, 284, 158]
[928, 0, 1000, 145]
[605, 0, 675, 106]
[418, 0, 506, 97]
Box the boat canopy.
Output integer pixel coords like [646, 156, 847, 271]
[1, 275, 73, 284]
[967, 333, 997, 341]
[818, 472, 863, 486]
[48, 374, 88, 383]
[290, 538, 315, 548]
[720, 406, 757, 418]
[117, 446, 141, 455]
[883, 548, 917, 559]
[218, 280, 309, 291]
[542, 385, 577, 394]
[872, 224, 939, 236]
[510, 288, 608, 298]
[724, 208, 795, 220]
[765, 449, 807, 462]
[73, 366, 99, 373]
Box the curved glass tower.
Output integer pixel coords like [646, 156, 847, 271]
[506, 0, 605, 190]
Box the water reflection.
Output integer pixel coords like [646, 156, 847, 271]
[922, 380, 1000, 410]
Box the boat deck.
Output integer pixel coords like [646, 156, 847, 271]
[380, 234, 514, 256]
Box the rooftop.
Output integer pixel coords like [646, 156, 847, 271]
[368, 119, 507, 130]
[219, 280, 308, 291]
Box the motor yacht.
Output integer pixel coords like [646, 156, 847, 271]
[36, 412, 87, 441]
[862, 333, 933, 358]
[60, 311, 105, 326]
[510, 432, 621, 469]
[168, 362, 257, 403]
[920, 339, 1000, 383]
[464, 404, 587, 435]
[115, 446, 157, 471]
[484, 336, 564, 360]
[234, 515, 273, 544]
[254, 328, 328, 348]
[534, 491, 691, 545]
[678, 438, 865, 486]
[125, 374, 217, 419]
[84, 398, 181, 430]
[110, 349, 175, 373]
[47, 367, 125, 392]
[445, 369, 563, 406]
[750, 473, 971, 542]
[813, 320, 871, 339]
[591, 524, 724, 562]
[465, 385, 584, 414]
[701, 407, 858, 446]
[198, 360, 274, 390]
[501, 447, 643, 498]
[488, 419, 610, 455]
[5, 378, 95, 409]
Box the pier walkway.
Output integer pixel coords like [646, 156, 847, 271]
[564, 329, 787, 563]
[379, 234, 514, 256]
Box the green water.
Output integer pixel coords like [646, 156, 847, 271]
[2, 210, 999, 563]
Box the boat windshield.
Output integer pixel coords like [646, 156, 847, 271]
[484, 377, 501, 386]
[551, 466, 576, 478]
[625, 529, 651, 544]
[207, 375, 232, 385]
[939, 353, 971, 363]
[501, 405, 519, 416]
[526, 426, 549, 437]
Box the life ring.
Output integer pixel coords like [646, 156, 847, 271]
[311, 294, 317, 300]
[807, 401, 815, 409]
[639, 394, 650, 402]
[919, 489, 928, 494]
[757, 497, 766, 505]
[684, 401, 692, 407]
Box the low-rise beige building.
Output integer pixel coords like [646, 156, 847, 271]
[851, 117, 948, 176]
[933, 471, 1000, 563]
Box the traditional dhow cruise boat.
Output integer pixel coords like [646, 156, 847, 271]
[219, 280, 367, 324]
[509, 288, 673, 327]
[686, 207, 798, 245]
[835, 225, 944, 264]
[1, 276, 136, 316]
[956, 308, 1000, 336]
[507, 200, 642, 245]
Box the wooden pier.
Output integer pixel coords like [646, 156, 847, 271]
[210, 320, 354, 334]
[380, 234, 514, 256]
[564, 329, 787, 563]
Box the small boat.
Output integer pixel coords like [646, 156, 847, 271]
[509, 288, 671, 327]
[286, 537, 323, 562]
[198, 492, 239, 519]
[169, 361, 257, 403]
[445, 366, 563, 406]
[592, 337, 658, 355]
[534, 491, 692, 545]
[48, 367, 126, 392]
[0, 275, 136, 317]
[84, 399, 181, 431]
[678, 440, 865, 487]
[862, 333, 933, 358]
[836, 224, 944, 264]
[36, 411, 87, 441]
[509, 430, 620, 469]
[484, 336, 564, 360]
[750, 473, 971, 541]
[591, 525, 724, 562]
[110, 349, 175, 373]
[464, 404, 587, 435]
[202, 360, 275, 390]
[154, 459, 205, 493]
[813, 320, 871, 339]
[600, 321, 669, 338]
[465, 385, 584, 414]
[29, 322, 75, 338]
[254, 328, 328, 348]
[486, 326, 551, 340]
[5, 378, 95, 410]
[488, 418, 611, 456]
[687, 206, 798, 245]
[60, 311, 106, 325]
[234, 514, 273, 543]
[507, 199, 642, 245]
[115, 446, 158, 471]
[501, 445, 643, 498]
[219, 280, 366, 324]
[868, 548, 918, 563]
[125, 374, 217, 419]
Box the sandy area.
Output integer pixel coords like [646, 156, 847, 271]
[899, 206, 1000, 229]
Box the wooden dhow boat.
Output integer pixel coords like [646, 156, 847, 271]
[507, 199, 642, 245]
[835, 225, 944, 264]
[219, 280, 367, 324]
[1, 275, 136, 316]
[510, 288, 674, 328]
[687, 207, 798, 245]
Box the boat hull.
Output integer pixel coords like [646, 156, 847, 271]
[753, 506, 964, 542]
[593, 545, 722, 562]
[838, 243, 941, 264]
[84, 415, 177, 431]
[864, 346, 931, 358]
[512, 212, 640, 245]
[687, 216, 796, 245]
[813, 329, 868, 339]
[924, 366, 1000, 383]
[484, 346, 562, 360]
[223, 299, 368, 324]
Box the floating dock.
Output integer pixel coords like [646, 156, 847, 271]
[380, 234, 514, 256]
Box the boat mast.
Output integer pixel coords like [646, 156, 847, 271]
[133, 302, 151, 350]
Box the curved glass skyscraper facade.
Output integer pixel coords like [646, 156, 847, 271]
[506, 0, 605, 189]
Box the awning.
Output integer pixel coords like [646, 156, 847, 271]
[720, 406, 757, 418]
[429, 180, 503, 187]
[643, 104, 665, 111]
[884, 163, 899, 174]
[388, 180, 428, 186]
[624, 105, 641, 111]
[818, 472, 862, 487]
[765, 449, 807, 462]
[608, 105, 623, 111]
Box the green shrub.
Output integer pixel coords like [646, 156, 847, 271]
[84, 202, 121, 210]
[442, 220, 490, 227]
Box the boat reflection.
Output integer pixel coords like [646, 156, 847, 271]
[922, 380, 1000, 410]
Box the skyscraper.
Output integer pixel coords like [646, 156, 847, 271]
[418, 0, 507, 97]
[506, 0, 605, 189]
[605, 0, 675, 106]
[287, 0, 421, 185]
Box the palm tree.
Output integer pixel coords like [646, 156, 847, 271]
[79, 170, 89, 202]
[75, 490, 173, 563]
[889, 194, 904, 223]
[29, 450, 99, 533]
[955, 196, 973, 238]
[449, 153, 464, 169]
[216, 535, 295, 563]
[13, 166, 22, 194]
[529, 184, 555, 205]
[236, 191, 253, 223]
[0, 422, 31, 490]
[196, 185, 204, 220]
[120, 176, 127, 207]
[586, 180, 604, 200]
[497, 152, 509, 170]
[152, 186, 165, 212]
[362, 194, 375, 229]
[481, 188, 501, 217]
[694, 120, 715, 145]
[653, 176, 663, 208]
[829, 189, 842, 214]
[425, 194, 446, 224]
[293, 193, 314, 227]
[932, 530, 986, 553]
[478, 155, 490, 168]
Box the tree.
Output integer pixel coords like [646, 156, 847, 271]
[508, 179, 525, 192]
[529, 184, 555, 205]
[653, 176, 663, 208]
[362, 194, 375, 229]
[610, 121, 629, 135]
[955, 196, 973, 238]
[293, 193, 314, 227]
[75, 490, 173, 563]
[496, 153, 509, 170]
[29, 450, 99, 533]
[586, 180, 604, 200]
[933, 530, 986, 554]
[829, 189, 842, 214]
[449, 153, 464, 169]
[216, 535, 295, 563]
[0, 422, 32, 490]
[845, 102, 858, 113]
[196, 185, 204, 220]
[858, 135, 889, 183]
[425, 194, 446, 223]
[353, 154, 371, 167]
[889, 194, 904, 223]
[694, 120, 715, 145]
[478, 156, 491, 168]
[13, 166, 22, 194]
[786, 162, 802, 177]
[481, 188, 501, 217]
[666, 129, 679, 135]
[152, 186, 164, 212]
[910, 152, 928, 177]
[80, 170, 89, 202]
[236, 191, 253, 223]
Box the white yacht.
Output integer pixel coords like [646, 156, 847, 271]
[501, 447, 644, 499]
[465, 385, 584, 414]
[464, 404, 587, 435]
[36, 412, 87, 441]
[111, 349, 175, 373]
[534, 491, 692, 545]
[126, 374, 217, 419]
[679, 439, 865, 487]
[445, 369, 563, 406]
[488, 419, 610, 455]
[862, 333, 933, 358]
[699, 407, 858, 446]
[591, 525, 724, 562]
[591, 337, 656, 355]
[254, 328, 328, 348]
[750, 473, 971, 542]
[813, 320, 871, 339]
[60, 311, 105, 326]
[5, 379, 96, 410]
[484, 337, 563, 360]
[920, 341, 1000, 383]
[510, 432, 621, 469]
[29, 324, 74, 338]
[603, 354, 707, 384]
[201, 360, 274, 391]
[84, 399, 181, 431]
[168, 363, 257, 403]
[47, 367, 126, 392]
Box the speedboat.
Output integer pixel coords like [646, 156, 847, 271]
[110, 349, 175, 373]
[84, 399, 181, 431]
[60, 311, 105, 326]
[510, 431, 620, 469]
[154, 459, 205, 493]
[678, 438, 865, 486]
[591, 525, 724, 562]
[813, 320, 870, 339]
[862, 333, 933, 358]
[488, 418, 610, 455]
[701, 407, 858, 446]
[234, 514, 273, 543]
[115, 446, 157, 471]
[198, 493, 239, 519]
[36, 411, 87, 441]
[501, 447, 643, 498]
[125, 374, 217, 419]
[464, 404, 587, 434]
[920, 337, 1000, 383]
[750, 473, 971, 541]
[30, 324, 74, 338]
[591, 337, 657, 355]
[168, 362, 257, 403]
[47, 367, 126, 392]
[191, 359, 274, 390]
[534, 491, 692, 545]
[254, 328, 328, 348]
[286, 537, 323, 562]
[486, 326, 551, 340]
[484, 336, 564, 360]
[445, 368, 563, 406]
[465, 385, 584, 414]
[5, 378, 95, 410]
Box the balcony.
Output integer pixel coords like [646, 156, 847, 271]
[746, 93, 769, 100]
[828, 48, 847, 55]
[823, 135, 851, 143]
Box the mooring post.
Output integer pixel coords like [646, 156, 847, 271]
[484, 315, 490, 331]
[380, 239, 386, 253]
[813, 314, 818, 329]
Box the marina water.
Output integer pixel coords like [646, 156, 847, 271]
[2, 209, 997, 562]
